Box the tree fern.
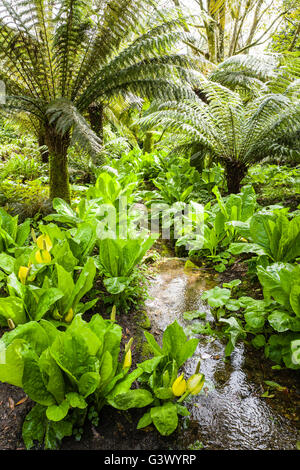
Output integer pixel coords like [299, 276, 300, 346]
[140, 76, 300, 193]
[0, 0, 198, 201]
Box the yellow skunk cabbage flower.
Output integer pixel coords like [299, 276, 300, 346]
[111, 305, 116, 323]
[37, 234, 52, 251]
[18, 266, 30, 285]
[123, 338, 133, 369]
[172, 374, 187, 397]
[7, 318, 15, 330]
[64, 308, 74, 323]
[187, 373, 205, 395]
[123, 348, 132, 369]
[35, 249, 51, 264]
[31, 227, 37, 243]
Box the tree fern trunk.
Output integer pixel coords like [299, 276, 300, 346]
[88, 103, 104, 141]
[225, 160, 247, 194]
[45, 127, 71, 203]
[38, 130, 49, 163]
[143, 131, 155, 153]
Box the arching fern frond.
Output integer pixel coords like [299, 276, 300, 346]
[46, 98, 103, 158]
[138, 77, 300, 192]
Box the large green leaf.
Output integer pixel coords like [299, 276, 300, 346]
[39, 349, 65, 404]
[22, 404, 48, 450]
[16, 219, 31, 246]
[0, 296, 26, 326]
[67, 258, 96, 311]
[22, 354, 56, 406]
[1, 321, 51, 355]
[0, 253, 15, 274]
[0, 339, 26, 387]
[109, 389, 153, 410]
[33, 288, 64, 321]
[150, 402, 178, 436]
[144, 331, 163, 357]
[162, 321, 199, 367]
[268, 310, 294, 332]
[257, 263, 295, 308]
[220, 317, 246, 356]
[201, 286, 231, 308]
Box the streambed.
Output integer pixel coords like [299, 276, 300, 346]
[144, 258, 299, 450]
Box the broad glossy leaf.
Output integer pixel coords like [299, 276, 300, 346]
[109, 389, 153, 410]
[22, 404, 47, 450]
[0, 339, 25, 387]
[23, 355, 56, 406]
[150, 402, 178, 436]
[268, 310, 294, 332]
[201, 286, 231, 308]
[0, 296, 26, 326]
[78, 372, 100, 397]
[46, 400, 69, 422]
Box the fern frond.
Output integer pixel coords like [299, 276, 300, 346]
[46, 98, 103, 157]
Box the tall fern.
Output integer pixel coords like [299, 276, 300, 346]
[0, 0, 198, 202]
[140, 74, 300, 193]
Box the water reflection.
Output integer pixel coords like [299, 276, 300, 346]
[145, 259, 298, 450]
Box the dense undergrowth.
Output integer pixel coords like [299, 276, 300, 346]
[0, 121, 299, 449]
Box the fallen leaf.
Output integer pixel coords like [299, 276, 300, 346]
[8, 397, 14, 409]
[16, 397, 28, 406]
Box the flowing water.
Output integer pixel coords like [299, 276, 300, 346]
[145, 258, 299, 450]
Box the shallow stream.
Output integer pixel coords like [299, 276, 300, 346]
[145, 258, 299, 450]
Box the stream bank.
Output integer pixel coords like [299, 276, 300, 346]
[0, 258, 299, 450]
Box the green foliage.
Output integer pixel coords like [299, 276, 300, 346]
[0, 0, 198, 200]
[244, 164, 300, 207]
[200, 269, 300, 369]
[177, 185, 256, 271]
[0, 314, 145, 449]
[135, 321, 204, 436]
[139, 71, 300, 191]
[0, 208, 30, 254]
[269, 1, 300, 53]
[0, 179, 49, 220]
[45, 171, 140, 236]
[0, 153, 44, 181]
[229, 209, 300, 263]
[0, 257, 96, 327]
[97, 236, 157, 312]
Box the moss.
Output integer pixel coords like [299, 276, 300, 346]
[134, 327, 153, 360]
[49, 152, 71, 203]
[45, 127, 71, 203]
[133, 311, 151, 330]
[140, 339, 153, 359]
[187, 440, 204, 450]
[160, 242, 173, 257]
[184, 259, 201, 270]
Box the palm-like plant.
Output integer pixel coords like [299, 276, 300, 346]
[0, 0, 197, 202]
[140, 77, 300, 193]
